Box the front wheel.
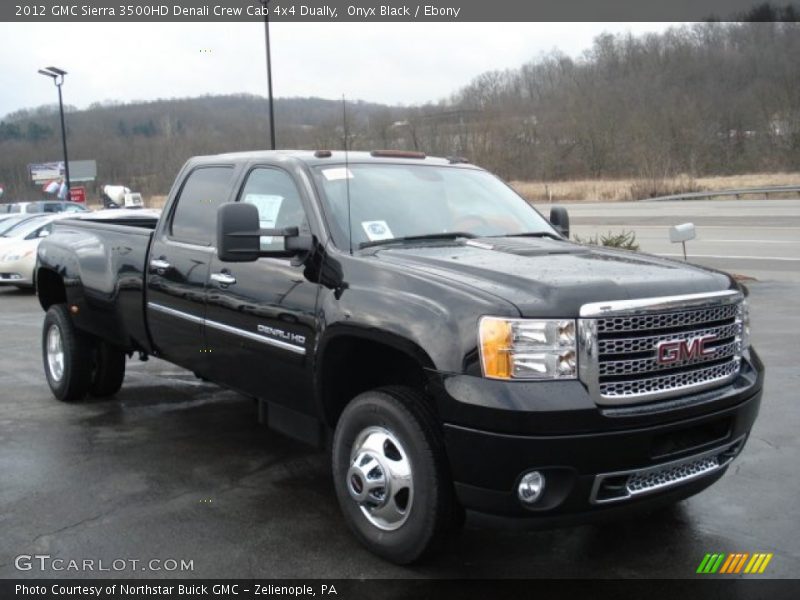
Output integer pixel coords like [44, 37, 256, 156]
[42, 304, 93, 402]
[332, 386, 458, 564]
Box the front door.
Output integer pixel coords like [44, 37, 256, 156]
[203, 166, 320, 413]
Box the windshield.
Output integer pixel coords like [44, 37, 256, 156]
[313, 164, 556, 251]
[1, 216, 50, 238]
[0, 216, 33, 235]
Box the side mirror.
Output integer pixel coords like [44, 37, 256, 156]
[216, 202, 313, 263]
[549, 205, 570, 238]
[38, 229, 51, 238]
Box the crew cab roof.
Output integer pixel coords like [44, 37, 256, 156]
[187, 150, 479, 169]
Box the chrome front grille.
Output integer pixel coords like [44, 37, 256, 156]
[578, 291, 745, 405]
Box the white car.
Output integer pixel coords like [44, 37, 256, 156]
[5, 200, 90, 214]
[0, 214, 75, 289]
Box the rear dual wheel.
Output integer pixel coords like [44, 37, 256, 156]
[90, 339, 126, 397]
[43, 304, 126, 402]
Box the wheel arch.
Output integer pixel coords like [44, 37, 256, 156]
[315, 327, 437, 429]
[36, 267, 67, 311]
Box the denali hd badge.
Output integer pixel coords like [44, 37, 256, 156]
[257, 324, 306, 346]
[656, 334, 717, 365]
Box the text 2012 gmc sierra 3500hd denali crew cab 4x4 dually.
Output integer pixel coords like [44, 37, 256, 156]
[35, 150, 763, 563]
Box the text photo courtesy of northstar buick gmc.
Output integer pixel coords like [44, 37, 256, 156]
[33, 150, 763, 564]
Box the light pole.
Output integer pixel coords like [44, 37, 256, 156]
[37, 66, 71, 197]
[259, 0, 276, 150]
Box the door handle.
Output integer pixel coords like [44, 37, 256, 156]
[150, 258, 171, 272]
[210, 272, 237, 286]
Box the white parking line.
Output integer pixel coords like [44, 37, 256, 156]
[697, 240, 800, 244]
[657, 253, 800, 261]
[572, 225, 800, 230]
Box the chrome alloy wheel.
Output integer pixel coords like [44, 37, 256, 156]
[46, 324, 65, 382]
[347, 426, 414, 531]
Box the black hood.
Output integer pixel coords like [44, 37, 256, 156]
[372, 237, 734, 317]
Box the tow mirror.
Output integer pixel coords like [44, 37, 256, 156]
[216, 202, 313, 263]
[549, 205, 570, 238]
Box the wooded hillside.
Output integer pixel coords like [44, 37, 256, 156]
[1, 20, 798, 199]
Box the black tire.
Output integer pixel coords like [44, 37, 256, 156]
[332, 386, 458, 564]
[42, 304, 93, 403]
[90, 341, 126, 397]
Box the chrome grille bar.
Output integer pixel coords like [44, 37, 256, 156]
[597, 323, 739, 355]
[596, 303, 738, 334]
[599, 359, 740, 400]
[599, 341, 739, 377]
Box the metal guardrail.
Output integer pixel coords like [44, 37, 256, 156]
[639, 184, 800, 202]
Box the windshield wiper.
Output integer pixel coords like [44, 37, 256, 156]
[490, 231, 563, 240]
[359, 232, 476, 250]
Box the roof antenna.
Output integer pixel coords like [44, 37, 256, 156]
[343, 94, 353, 255]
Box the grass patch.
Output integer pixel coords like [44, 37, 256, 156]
[574, 230, 640, 251]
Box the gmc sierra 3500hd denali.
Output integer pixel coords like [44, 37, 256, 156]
[35, 150, 763, 564]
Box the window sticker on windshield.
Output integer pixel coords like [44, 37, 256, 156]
[321, 167, 353, 181]
[244, 193, 283, 244]
[361, 220, 394, 242]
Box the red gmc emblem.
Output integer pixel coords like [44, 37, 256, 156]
[656, 335, 718, 365]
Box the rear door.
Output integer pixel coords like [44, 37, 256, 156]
[203, 165, 320, 414]
[146, 165, 236, 373]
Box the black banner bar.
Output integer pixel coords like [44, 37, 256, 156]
[3, 579, 800, 600]
[1, 0, 793, 23]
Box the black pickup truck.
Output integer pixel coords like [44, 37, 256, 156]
[36, 150, 763, 563]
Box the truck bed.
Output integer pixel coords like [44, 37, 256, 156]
[38, 215, 157, 352]
[73, 208, 161, 229]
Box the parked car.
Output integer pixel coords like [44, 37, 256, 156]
[0, 214, 76, 288]
[35, 150, 763, 563]
[4, 201, 89, 214]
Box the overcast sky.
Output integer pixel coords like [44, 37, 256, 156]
[0, 22, 677, 118]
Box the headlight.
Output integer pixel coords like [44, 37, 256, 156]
[1, 251, 30, 262]
[738, 300, 751, 350]
[478, 317, 577, 380]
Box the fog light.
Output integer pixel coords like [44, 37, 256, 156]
[518, 471, 545, 504]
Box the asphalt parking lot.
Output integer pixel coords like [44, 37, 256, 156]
[1, 199, 798, 578]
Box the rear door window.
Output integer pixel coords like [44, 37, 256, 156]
[170, 166, 234, 246]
